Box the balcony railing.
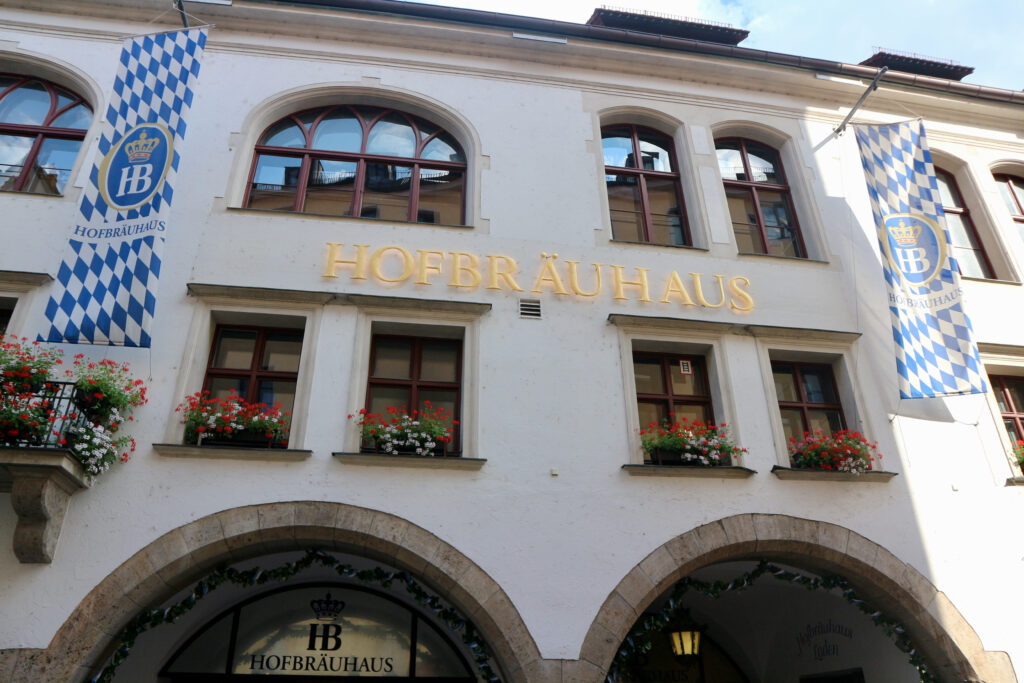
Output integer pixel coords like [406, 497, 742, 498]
[0, 380, 90, 449]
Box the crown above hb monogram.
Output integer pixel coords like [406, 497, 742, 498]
[125, 131, 160, 163]
[888, 220, 920, 247]
[310, 592, 345, 621]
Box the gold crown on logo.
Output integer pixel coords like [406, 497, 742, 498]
[888, 220, 920, 247]
[125, 131, 159, 163]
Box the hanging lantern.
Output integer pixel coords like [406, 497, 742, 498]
[668, 628, 701, 656]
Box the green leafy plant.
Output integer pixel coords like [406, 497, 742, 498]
[788, 429, 878, 474]
[1013, 439, 1024, 466]
[0, 392, 54, 445]
[65, 355, 147, 423]
[349, 402, 456, 455]
[639, 417, 745, 466]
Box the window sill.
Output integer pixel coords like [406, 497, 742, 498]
[332, 452, 485, 470]
[226, 206, 472, 230]
[609, 239, 708, 252]
[771, 465, 897, 482]
[153, 443, 313, 462]
[736, 252, 829, 264]
[0, 188, 68, 199]
[1005, 476, 1024, 487]
[960, 276, 1021, 286]
[0, 270, 53, 290]
[622, 464, 756, 478]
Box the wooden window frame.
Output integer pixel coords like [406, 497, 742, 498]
[935, 167, 995, 279]
[364, 334, 463, 452]
[715, 137, 806, 258]
[994, 173, 1024, 224]
[602, 124, 691, 246]
[244, 106, 467, 225]
[771, 360, 846, 436]
[633, 352, 713, 424]
[0, 74, 92, 194]
[203, 325, 303, 407]
[991, 375, 1024, 445]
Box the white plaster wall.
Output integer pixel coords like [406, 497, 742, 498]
[0, 2, 1022, 676]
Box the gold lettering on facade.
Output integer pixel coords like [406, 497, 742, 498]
[370, 246, 414, 283]
[532, 253, 569, 295]
[690, 273, 726, 308]
[323, 242, 369, 280]
[659, 271, 697, 306]
[449, 252, 482, 288]
[565, 260, 602, 297]
[414, 250, 445, 285]
[610, 266, 652, 302]
[485, 254, 523, 292]
[728, 276, 755, 311]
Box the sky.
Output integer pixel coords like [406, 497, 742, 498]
[410, 0, 1023, 92]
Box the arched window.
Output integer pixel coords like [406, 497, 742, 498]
[246, 106, 466, 225]
[994, 173, 1024, 238]
[715, 138, 804, 258]
[0, 74, 92, 195]
[934, 168, 993, 279]
[602, 125, 689, 246]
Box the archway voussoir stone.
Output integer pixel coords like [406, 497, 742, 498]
[614, 560, 656, 611]
[844, 530, 880, 568]
[719, 513, 756, 545]
[256, 502, 297, 550]
[664, 529, 705, 564]
[561, 657, 605, 683]
[334, 504, 377, 536]
[695, 519, 729, 551]
[899, 564, 939, 610]
[180, 515, 229, 568]
[786, 516, 822, 546]
[751, 513, 793, 541]
[815, 520, 850, 554]
[594, 591, 638, 644]
[524, 657, 562, 682]
[579, 621, 619, 674]
[143, 527, 193, 587]
[638, 545, 678, 586]
[290, 500, 337, 528]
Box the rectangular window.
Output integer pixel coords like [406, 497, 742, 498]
[772, 361, 845, 443]
[633, 352, 713, 434]
[365, 334, 463, 452]
[0, 302, 11, 335]
[991, 375, 1024, 445]
[204, 325, 303, 415]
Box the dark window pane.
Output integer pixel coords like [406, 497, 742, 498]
[669, 359, 706, 397]
[362, 163, 411, 221]
[369, 386, 411, 416]
[260, 119, 305, 147]
[248, 155, 302, 210]
[773, 366, 798, 402]
[633, 359, 665, 394]
[1004, 419, 1019, 442]
[304, 159, 356, 216]
[257, 380, 295, 414]
[602, 129, 634, 168]
[417, 168, 463, 225]
[418, 389, 456, 419]
[415, 618, 473, 677]
[646, 177, 685, 245]
[1005, 379, 1024, 413]
[23, 137, 81, 194]
[420, 342, 458, 382]
[733, 223, 762, 254]
[261, 333, 302, 372]
[421, 132, 464, 163]
[672, 403, 709, 424]
[366, 113, 416, 157]
[638, 401, 668, 429]
[0, 307, 11, 335]
[715, 142, 745, 180]
[0, 134, 33, 190]
[800, 366, 837, 404]
[744, 142, 781, 183]
[779, 407, 804, 442]
[372, 339, 412, 379]
[808, 409, 843, 435]
[51, 103, 91, 129]
[213, 330, 257, 369]
[208, 376, 248, 400]
[638, 131, 673, 172]
[607, 174, 643, 241]
[759, 191, 799, 257]
[0, 81, 50, 125]
[311, 110, 362, 152]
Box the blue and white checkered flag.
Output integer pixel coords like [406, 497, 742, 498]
[854, 119, 985, 398]
[42, 27, 207, 346]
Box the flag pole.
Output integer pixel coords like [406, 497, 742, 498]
[834, 66, 888, 135]
[174, 0, 190, 28]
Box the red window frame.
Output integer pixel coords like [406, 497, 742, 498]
[244, 106, 467, 224]
[0, 74, 92, 194]
[935, 167, 995, 280]
[364, 334, 463, 452]
[994, 173, 1024, 224]
[633, 352, 713, 425]
[203, 325, 303, 408]
[602, 124, 691, 246]
[715, 137, 806, 258]
[772, 361, 846, 436]
[991, 375, 1024, 446]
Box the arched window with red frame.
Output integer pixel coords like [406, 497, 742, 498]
[0, 74, 92, 195]
[994, 173, 1024, 238]
[715, 137, 805, 258]
[602, 124, 690, 246]
[934, 167, 994, 280]
[245, 105, 466, 225]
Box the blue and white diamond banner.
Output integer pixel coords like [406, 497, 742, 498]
[854, 119, 986, 398]
[42, 27, 208, 347]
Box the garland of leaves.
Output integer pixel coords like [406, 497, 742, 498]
[606, 559, 937, 683]
[91, 548, 501, 682]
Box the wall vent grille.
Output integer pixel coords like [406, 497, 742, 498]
[519, 299, 542, 319]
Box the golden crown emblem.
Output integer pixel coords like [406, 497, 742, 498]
[887, 220, 920, 247]
[125, 131, 160, 163]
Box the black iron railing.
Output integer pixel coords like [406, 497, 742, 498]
[0, 380, 90, 449]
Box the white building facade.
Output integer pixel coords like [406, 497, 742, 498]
[0, 1, 1022, 681]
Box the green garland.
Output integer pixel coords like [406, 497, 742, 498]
[606, 560, 937, 683]
[91, 548, 501, 682]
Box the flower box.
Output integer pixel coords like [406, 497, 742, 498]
[350, 403, 457, 458]
[373, 440, 448, 457]
[648, 447, 727, 466]
[640, 418, 745, 467]
[787, 430, 880, 475]
[197, 428, 285, 449]
[178, 391, 291, 449]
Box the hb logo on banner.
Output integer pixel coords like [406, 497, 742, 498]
[98, 124, 174, 210]
[881, 214, 946, 289]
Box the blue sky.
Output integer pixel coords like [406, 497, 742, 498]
[412, 0, 1023, 92]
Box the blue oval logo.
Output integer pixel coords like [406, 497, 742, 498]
[98, 123, 173, 211]
[881, 213, 947, 289]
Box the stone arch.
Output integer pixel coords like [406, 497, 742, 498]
[578, 514, 1016, 683]
[9, 501, 539, 682]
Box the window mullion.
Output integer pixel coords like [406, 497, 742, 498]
[12, 133, 45, 192]
[409, 164, 421, 222]
[748, 188, 770, 254]
[294, 154, 312, 213]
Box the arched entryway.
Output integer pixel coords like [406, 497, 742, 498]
[579, 514, 1015, 683]
[11, 502, 539, 682]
